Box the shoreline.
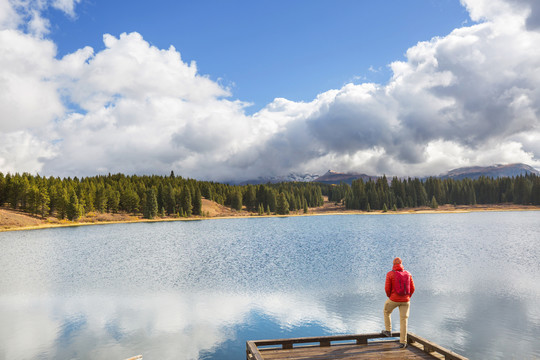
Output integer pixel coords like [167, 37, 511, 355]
[1, 203, 539, 233]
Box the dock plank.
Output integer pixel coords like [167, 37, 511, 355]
[259, 341, 440, 360]
[247, 333, 468, 360]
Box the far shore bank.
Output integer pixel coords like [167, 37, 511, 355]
[1, 202, 539, 233]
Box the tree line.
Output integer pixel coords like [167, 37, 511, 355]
[324, 174, 540, 211]
[1, 171, 539, 221]
[0, 172, 324, 220]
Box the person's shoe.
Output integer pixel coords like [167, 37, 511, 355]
[399, 343, 408, 349]
[381, 330, 392, 337]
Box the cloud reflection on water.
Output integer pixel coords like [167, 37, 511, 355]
[1, 212, 540, 359]
[0, 290, 383, 360]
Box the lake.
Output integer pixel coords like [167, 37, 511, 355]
[1, 211, 539, 360]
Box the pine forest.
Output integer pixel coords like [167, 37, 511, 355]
[0, 171, 539, 221]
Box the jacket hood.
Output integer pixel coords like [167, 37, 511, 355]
[392, 263, 404, 271]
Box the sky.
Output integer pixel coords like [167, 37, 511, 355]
[1, 0, 540, 182]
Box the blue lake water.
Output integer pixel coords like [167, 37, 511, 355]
[1, 211, 539, 360]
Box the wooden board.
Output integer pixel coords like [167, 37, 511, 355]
[258, 341, 441, 360]
[247, 333, 468, 360]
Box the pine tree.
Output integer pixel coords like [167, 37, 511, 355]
[38, 187, 50, 218]
[143, 188, 158, 219]
[244, 185, 257, 211]
[276, 192, 289, 215]
[57, 188, 70, 219]
[192, 187, 202, 215]
[27, 185, 40, 215]
[95, 185, 107, 213]
[66, 190, 82, 221]
[231, 191, 242, 211]
[430, 195, 438, 209]
[181, 186, 192, 216]
[164, 183, 176, 215]
[121, 188, 140, 214]
[106, 187, 120, 213]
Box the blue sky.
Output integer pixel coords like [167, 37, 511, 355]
[1, 0, 539, 181]
[47, 0, 471, 112]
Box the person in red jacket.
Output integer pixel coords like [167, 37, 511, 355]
[381, 257, 415, 348]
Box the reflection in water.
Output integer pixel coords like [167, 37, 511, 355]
[1, 212, 539, 359]
[0, 292, 383, 360]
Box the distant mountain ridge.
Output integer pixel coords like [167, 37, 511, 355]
[238, 163, 539, 185]
[237, 173, 320, 185]
[313, 170, 378, 185]
[438, 163, 539, 180]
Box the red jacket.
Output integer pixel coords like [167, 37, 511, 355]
[385, 263, 415, 302]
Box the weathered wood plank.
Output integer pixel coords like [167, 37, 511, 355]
[259, 342, 439, 359]
[408, 333, 468, 360]
[247, 332, 468, 360]
[252, 332, 399, 347]
[246, 341, 265, 360]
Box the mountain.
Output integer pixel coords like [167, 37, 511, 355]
[313, 170, 379, 185]
[238, 173, 320, 185]
[237, 163, 539, 185]
[439, 163, 539, 180]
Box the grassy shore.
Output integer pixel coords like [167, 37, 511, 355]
[1, 200, 539, 232]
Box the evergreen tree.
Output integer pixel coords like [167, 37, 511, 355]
[39, 188, 50, 218]
[266, 189, 277, 212]
[192, 187, 202, 215]
[532, 176, 540, 205]
[276, 192, 289, 215]
[181, 186, 193, 216]
[57, 188, 70, 219]
[121, 188, 140, 214]
[244, 185, 257, 211]
[430, 195, 438, 209]
[164, 183, 176, 215]
[0, 173, 5, 205]
[143, 188, 158, 219]
[66, 190, 82, 220]
[27, 185, 40, 215]
[231, 191, 242, 211]
[106, 187, 120, 213]
[95, 185, 107, 213]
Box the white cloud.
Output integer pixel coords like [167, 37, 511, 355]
[51, 0, 80, 17]
[241, 0, 540, 177]
[0, 0, 21, 30]
[0, 0, 539, 180]
[0, 131, 56, 174]
[0, 29, 63, 132]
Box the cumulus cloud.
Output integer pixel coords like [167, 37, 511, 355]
[44, 32, 260, 178]
[0, 0, 539, 180]
[243, 0, 540, 177]
[51, 0, 80, 18]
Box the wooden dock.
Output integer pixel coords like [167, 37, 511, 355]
[246, 332, 468, 360]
